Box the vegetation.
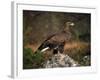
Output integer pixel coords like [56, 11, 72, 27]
[23, 48, 45, 69]
[23, 48, 33, 69]
[64, 41, 90, 66]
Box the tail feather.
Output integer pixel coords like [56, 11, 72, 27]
[41, 47, 50, 52]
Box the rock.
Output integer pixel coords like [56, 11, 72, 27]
[82, 55, 91, 66]
[43, 52, 79, 68]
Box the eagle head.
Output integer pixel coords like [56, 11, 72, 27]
[65, 22, 75, 27]
[63, 22, 75, 31]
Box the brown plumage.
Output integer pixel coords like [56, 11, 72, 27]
[38, 22, 75, 54]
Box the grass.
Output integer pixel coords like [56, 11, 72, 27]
[64, 41, 90, 66]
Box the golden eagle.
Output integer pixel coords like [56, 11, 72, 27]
[38, 22, 75, 54]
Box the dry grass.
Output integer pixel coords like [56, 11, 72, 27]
[64, 41, 90, 65]
[24, 43, 39, 53]
[64, 41, 90, 55]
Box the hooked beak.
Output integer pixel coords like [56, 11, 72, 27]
[70, 22, 75, 26]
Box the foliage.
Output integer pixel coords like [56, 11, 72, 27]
[23, 48, 33, 69]
[23, 48, 45, 69]
[32, 50, 45, 68]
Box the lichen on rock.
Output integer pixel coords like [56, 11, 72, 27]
[43, 52, 79, 68]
